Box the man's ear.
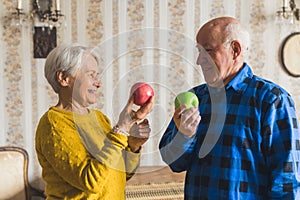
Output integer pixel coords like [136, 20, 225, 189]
[231, 40, 241, 59]
[57, 71, 71, 87]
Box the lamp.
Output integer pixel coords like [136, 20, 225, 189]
[276, 0, 300, 24]
[11, 0, 65, 58]
[31, 0, 65, 29]
[11, 0, 27, 27]
[11, 0, 64, 28]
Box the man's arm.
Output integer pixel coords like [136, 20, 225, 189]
[159, 120, 197, 172]
[262, 93, 300, 199]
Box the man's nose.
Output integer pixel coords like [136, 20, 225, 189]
[196, 54, 201, 65]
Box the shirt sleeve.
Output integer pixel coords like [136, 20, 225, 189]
[159, 119, 197, 172]
[261, 93, 300, 199]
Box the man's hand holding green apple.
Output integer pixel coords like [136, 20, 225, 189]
[173, 92, 201, 138]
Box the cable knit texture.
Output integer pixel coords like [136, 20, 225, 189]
[35, 107, 140, 200]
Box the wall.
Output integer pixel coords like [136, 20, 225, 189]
[0, 0, 300, 186]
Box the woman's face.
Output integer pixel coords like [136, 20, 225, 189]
[71, 54, 101, 107]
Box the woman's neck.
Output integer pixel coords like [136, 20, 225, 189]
[55, 97, 89, 115]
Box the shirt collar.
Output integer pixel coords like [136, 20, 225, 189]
[201, 63, 253, 94]
[226, 63, 253, 94]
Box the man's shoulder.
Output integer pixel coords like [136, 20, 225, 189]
[249, 75, 292, 105]
[251, 75, 289, 96]
[191, 83, 207, 94]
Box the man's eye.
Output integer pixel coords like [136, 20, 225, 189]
[205, 49, 212, 52]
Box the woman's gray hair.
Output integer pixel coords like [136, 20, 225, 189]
[44, 43, 100, 93]
[223, 21, 250, 56]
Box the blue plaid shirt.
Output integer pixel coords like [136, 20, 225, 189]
[159, 63, 300, 199]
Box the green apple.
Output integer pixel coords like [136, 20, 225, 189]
[174, 92, 199, 109]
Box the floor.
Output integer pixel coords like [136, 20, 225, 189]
[127, 166, 186, 185]
[32, 166, 186, 189]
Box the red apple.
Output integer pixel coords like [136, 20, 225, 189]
[130, 82, 154, 106]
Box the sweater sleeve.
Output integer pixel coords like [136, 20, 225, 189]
[124, 147, 141, 180]
[36, 110, 129, 194]
[78, 125, 129, 171]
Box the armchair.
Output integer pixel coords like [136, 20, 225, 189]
[0, 146, 46, 200]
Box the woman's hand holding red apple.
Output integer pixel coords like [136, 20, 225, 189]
[115, 82, 154, 152]
[116, 90, 154, 135]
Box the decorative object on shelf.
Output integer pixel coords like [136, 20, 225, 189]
[276, 0, 300, 24]
[281, 32, 300, 77]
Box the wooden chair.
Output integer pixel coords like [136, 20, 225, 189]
[0, 146, 46, 200]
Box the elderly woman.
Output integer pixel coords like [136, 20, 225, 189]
[35, 44, 154, 200]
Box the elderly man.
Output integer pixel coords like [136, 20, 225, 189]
[160, 16, 300, 199]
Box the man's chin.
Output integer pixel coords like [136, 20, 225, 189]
[206, 79, 223, 88]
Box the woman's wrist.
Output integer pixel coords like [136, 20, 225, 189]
[128, 145, 141, 153]
[112, 125, 130, 136]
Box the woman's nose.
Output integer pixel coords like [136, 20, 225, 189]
[94, 79, 102, 88]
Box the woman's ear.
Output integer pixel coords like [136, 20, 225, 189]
[57, 71, 71, 87]
[231, 40, 241, 59]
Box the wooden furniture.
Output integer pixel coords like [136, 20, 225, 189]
[127, 166, 186, 184]
[0, 146, 46, 200]
[126, 166, 186, 200]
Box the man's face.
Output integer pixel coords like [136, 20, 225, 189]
[196, 28, 234, 88]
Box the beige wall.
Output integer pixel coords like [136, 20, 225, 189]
[1, 0, 300, 185]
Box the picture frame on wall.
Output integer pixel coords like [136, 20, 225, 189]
[281, 32, 300, 77]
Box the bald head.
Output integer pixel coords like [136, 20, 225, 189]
[196, 16, 249, 56]
[195, 16, 250, 87]
[197, 17, 238, 44]
[198, 17, 238, 32]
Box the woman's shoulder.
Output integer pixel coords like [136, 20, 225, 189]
[37, 107, 76, 131]
[90, 109, 112, 125]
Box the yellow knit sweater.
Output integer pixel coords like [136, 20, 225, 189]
[35, 107, 140, 200]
